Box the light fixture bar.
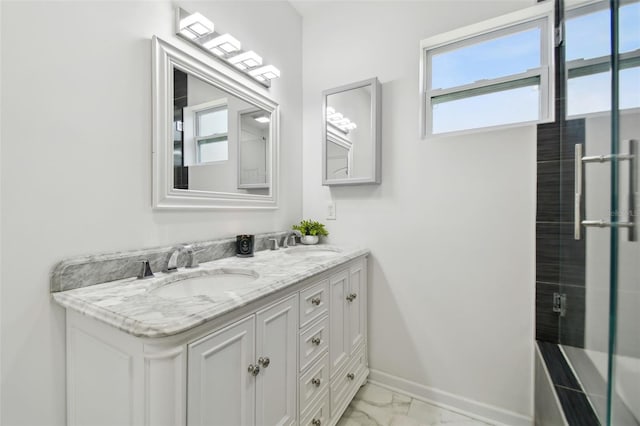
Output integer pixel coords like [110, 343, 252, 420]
[248, 65, 281, 81]
[326, 106, 357, 133]
[228, 51, 263, 70]
[179, 11, 214, 39]
[175, 8, 279, 87]
[203, 33, 241, 55]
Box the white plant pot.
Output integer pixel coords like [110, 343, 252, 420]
[300, 235, 319, 245]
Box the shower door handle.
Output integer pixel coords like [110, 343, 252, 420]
[574, 140, 637, 242]
[575, 144, 583, 240]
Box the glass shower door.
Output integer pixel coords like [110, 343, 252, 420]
[562, 0, 639, 424]
[608, 1, 640, 424]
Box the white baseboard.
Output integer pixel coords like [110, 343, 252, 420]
[368, 369, 533, 426]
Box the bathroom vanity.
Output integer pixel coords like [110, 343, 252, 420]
[52, 238, 369, 426]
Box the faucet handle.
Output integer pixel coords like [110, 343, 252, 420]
[268, 238, 279, 250]
[288, 235, 297, 247]
[137, 260, 154, 279]
[183, 245, 199, 268]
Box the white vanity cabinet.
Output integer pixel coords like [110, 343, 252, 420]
[64, 256, 367, 426]
[188, 295, 298, 426]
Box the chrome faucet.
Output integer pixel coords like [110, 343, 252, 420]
[164, 246, 183, 272]
[164, 244, 199, 272]
[282, 230, 302, 248]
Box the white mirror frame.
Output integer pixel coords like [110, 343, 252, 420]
[152, 36, 279, 209]
[322, 77, 381, 186]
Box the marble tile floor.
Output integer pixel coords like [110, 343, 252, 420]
[337, 382, 494, 426]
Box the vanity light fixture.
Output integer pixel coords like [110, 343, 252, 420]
[326, 107, 357, 133]
[203, 33, 241, 56]
[228, 51, 263, 70]
[179, 12, 214, 40]
[248, 65, 281, 82]
[254, 115, 271, 124]
[175, 7, 280, 88]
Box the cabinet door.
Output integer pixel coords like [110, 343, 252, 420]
[255, 295, 298, 426]
[348, 259, 366, 355]
[329, 269, 350, 377]
[188, 316, 255, 426]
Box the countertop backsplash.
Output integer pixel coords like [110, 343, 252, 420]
[50, 231, 291, 293]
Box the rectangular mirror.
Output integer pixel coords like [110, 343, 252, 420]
[153, 36, 278, 209]
[322, 78, 381, 186]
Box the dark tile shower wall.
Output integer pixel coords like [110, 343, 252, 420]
[535, 119, 586, 347]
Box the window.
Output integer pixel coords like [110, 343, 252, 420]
[420, 2, 554, 137]
[566, 1, 640, 116]
[182, 99, 229, 165]
[195, 107, 228, 163]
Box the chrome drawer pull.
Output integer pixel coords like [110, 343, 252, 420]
[311, 297, 321, 306]
[346, 373, 355, 380]
[311, 337, 321, 346]
[258, 357, 270, 368]
[311, 377, 321, 387]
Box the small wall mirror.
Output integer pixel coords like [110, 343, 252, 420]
[152, 36, 278, 209]
[322, 78, 381, 186]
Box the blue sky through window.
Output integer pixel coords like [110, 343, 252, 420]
[566, 2, 640, 116]
[566, 3, 640, 62]
[431, 27, 540, 90]
[427, 1, 639, 135]
[433, 85, 539, 134]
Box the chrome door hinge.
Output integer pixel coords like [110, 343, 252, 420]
[553, 293, 567, 317]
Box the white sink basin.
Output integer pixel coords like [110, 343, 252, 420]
[285, 247, 342, 257]
[153, 269, 259, 298]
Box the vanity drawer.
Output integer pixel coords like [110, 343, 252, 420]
[300, 390, 330, 426]
[299, 280, 329, 329]
[299, 316, 329, 372]
[330, 346, 367, 418]
[299, 353, 330, 416]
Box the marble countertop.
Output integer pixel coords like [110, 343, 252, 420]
[52, 245, 368, 339]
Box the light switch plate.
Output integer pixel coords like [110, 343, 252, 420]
[327, 201, 336, 220]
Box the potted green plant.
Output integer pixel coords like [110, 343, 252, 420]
[292, 220, 329, 245]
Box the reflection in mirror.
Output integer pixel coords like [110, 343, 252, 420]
[173, 68, 270, 194]
[322, 78, 381, 186]
[152, 36, 278, 209]
[238, 108, 269, 190]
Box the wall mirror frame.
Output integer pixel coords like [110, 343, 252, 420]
[152, 36, 279, 209]
[322, 77, 381, 186]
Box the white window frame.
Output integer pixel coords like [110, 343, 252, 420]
[183, 98, 228, 165]
[565, 0, 640, 118]
[419, 1, 554, 138]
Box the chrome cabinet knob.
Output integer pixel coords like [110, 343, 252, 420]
[311, 377, 321, 387]
[311, 419, 321, 426]
[346, 293, 357, 302]
[311, 297, 321, 306]
[346, 373, 355, 380]
[258, 357, 270, 368]
[311, 337, 321, 346]
[248, 364, 260, 376]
